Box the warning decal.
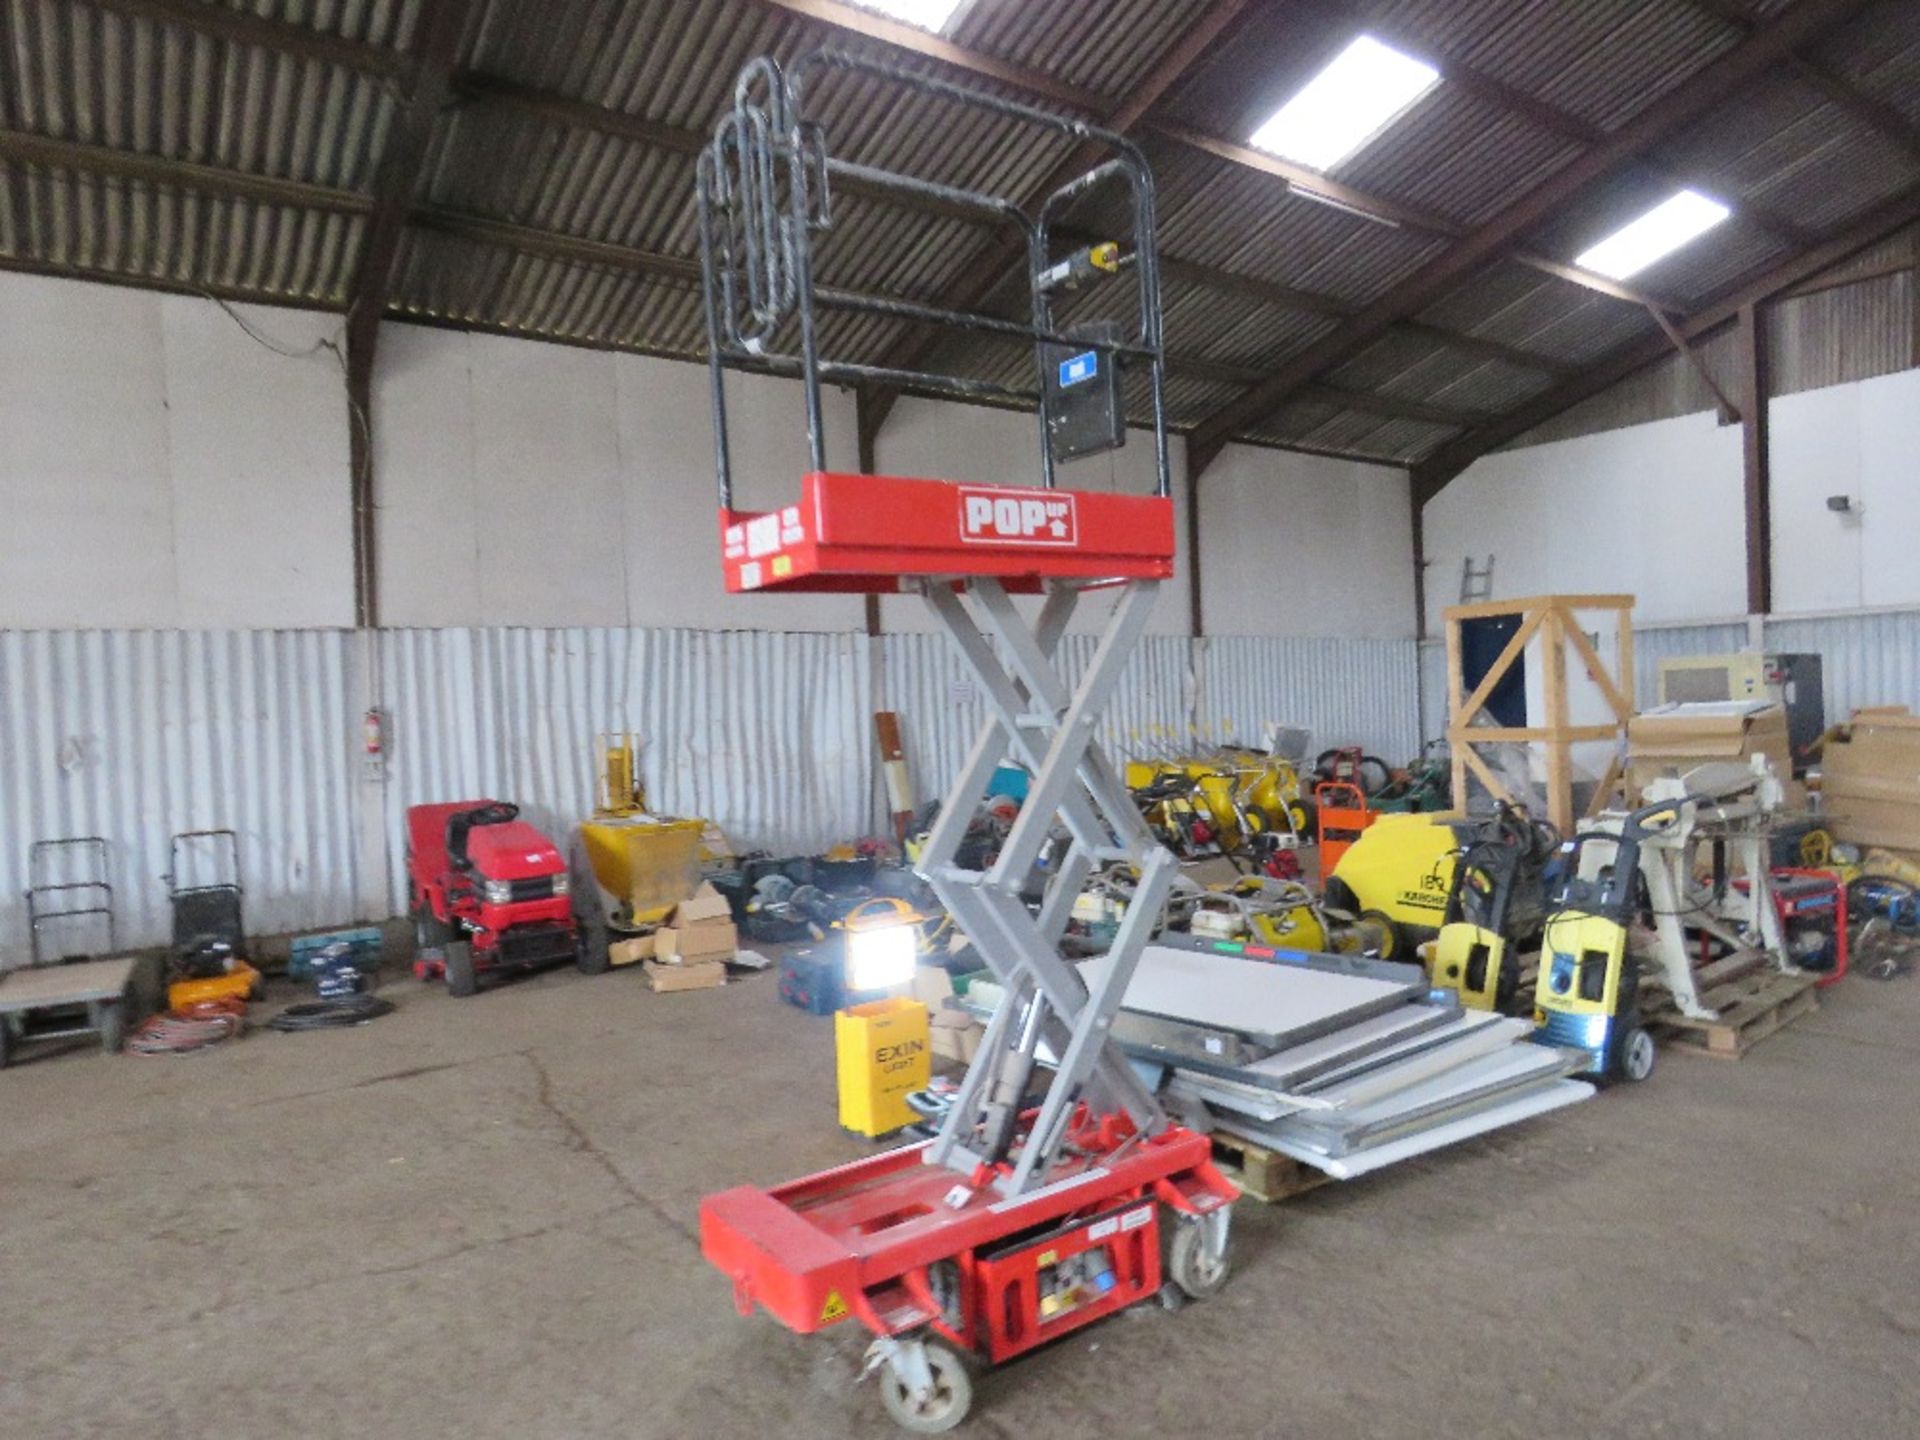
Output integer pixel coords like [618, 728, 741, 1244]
[819, 1290, 849, 1325]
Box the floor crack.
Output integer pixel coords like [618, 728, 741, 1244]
[521, 1048, 697, 1244]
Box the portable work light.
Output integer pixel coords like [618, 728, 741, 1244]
[843, 901, 925, 993]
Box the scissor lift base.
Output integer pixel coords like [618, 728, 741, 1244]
[700, 1122, 1233, 1359]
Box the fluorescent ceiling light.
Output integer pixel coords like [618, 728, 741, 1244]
[853, 0, 965, 32]
[1249, 35, 1441, 171]
[1575, 189, 1732, 280]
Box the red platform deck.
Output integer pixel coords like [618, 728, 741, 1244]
[720, 472, 1176, 594]
[699, 1125, 1232, 1357]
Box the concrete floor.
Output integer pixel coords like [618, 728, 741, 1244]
[5, 959, 1918, 1440]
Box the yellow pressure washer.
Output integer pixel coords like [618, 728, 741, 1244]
[1429, 804, 1558, 1011]
[1532, 801, 1679, 1084]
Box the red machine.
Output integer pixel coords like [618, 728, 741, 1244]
[692, 49, 1236, 1433]
[1739, 866, 1849, 987]
[405, 800, 593, 996]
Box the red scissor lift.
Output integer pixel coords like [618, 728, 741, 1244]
[693, 51, 1236, 1432]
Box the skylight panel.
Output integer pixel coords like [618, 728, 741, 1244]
[1574, 190, 1732, 280]
[1248, 35, 1441, 172]
[853, 0, 966, 32]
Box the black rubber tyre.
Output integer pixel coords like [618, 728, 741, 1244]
[1168, 1219, 1231, 1300]
[575, 915, 611, 976]
[414, 904, 454, 952]
[444, 942, 478, 998]
[0, 1016, 14, 1069]
[97, 1001, 125, 1054]
[877, 1341, 972, 1435]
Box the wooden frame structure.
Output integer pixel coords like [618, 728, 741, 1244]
[1443, 594, 1635, 834]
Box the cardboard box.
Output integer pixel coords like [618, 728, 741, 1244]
[652, 883, 737, 964]
[929, 1006, 985, 1065]
[910, 964, 955, 1008]
[1627, 701, 1794, 802]
[608, 933, 655, 967]
[655, 920, 737, 964]
[835, 998, 931, 1137]
[1821, 706, 1920, 851]
[645, 958, 726, 993]
[673, 884, 734, 926]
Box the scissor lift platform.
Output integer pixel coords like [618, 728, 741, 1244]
[721, 472, 1176, 594]
[693, 43, 1228, 1434]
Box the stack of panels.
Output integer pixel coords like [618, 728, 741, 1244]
[1089, 943, 1594, 1181]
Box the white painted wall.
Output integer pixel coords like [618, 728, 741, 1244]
[1197, 442, 1415, 639]
[1422, 410, 1747, 626]
[1, 272, 1421, 641]
[373, 326, 865, 631]
[0, 273, 353, 629]
[1769, 368, 1920, 614]
[1425, 366, 1920, 628]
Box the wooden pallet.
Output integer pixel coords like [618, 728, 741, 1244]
[1644, 962, 1819, 1060]
[1208, 1126, 1330, 1203]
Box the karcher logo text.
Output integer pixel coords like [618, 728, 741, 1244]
[958, 487, 1077, 546]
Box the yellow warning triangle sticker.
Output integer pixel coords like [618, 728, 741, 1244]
[818, 1290, 849, 1324]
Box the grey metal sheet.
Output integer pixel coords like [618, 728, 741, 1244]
[1083, 943, 1426, 1050]
[1262, 1081, 1596, 1181]
[1284, 1046, 1580, 1155]
[1238, 1005, 1460, 1089]
[1302, 1011, 1517, 1090]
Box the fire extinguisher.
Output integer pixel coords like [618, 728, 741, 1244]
[363, 708, 386, 758]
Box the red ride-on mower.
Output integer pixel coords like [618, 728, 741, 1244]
[406, 801, 599, 996]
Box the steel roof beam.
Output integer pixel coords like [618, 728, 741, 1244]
[342, 0, 476, 628]
[1317, 1, 1817, 248]
[75, 0, 409, 78]
[0, 127, 373, 212]
[1412, 180, 1920, 495]
[1183, 0, 1874, 471]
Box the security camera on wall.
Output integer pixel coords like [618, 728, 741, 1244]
[1826, 494, 1863, 520]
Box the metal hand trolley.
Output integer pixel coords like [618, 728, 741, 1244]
[1, 838, 136, 1067]
[692, 51, 1234, 1432]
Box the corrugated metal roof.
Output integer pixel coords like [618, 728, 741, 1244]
[0, 0, 1913, 470]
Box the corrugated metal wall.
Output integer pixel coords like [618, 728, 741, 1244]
[1764, 610, 1920, 724]
[0, 629, 362, 955]
[1197, 636, 1421, 762]
[8, 613, 1919, 953]
[378, 627, 876, 911]
[3, 625, 1429, 949]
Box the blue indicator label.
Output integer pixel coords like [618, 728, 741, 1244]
[1058, 350, 1098, 388]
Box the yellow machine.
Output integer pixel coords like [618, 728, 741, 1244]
[167, 960, 263, 1012]
[1189, 877, 1395, 957]
[1423, 803, 1560, 1011]
[1532, 802, 1669, 1084]
[575, 733, 709, 939]
[1322, 812, 1462, 956]
[1125, 751, 1310, 854]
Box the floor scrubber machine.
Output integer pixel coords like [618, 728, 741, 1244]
[692, 51, 1235, 1432]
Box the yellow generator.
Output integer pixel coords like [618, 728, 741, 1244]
[1321, 812, 1461, 957]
